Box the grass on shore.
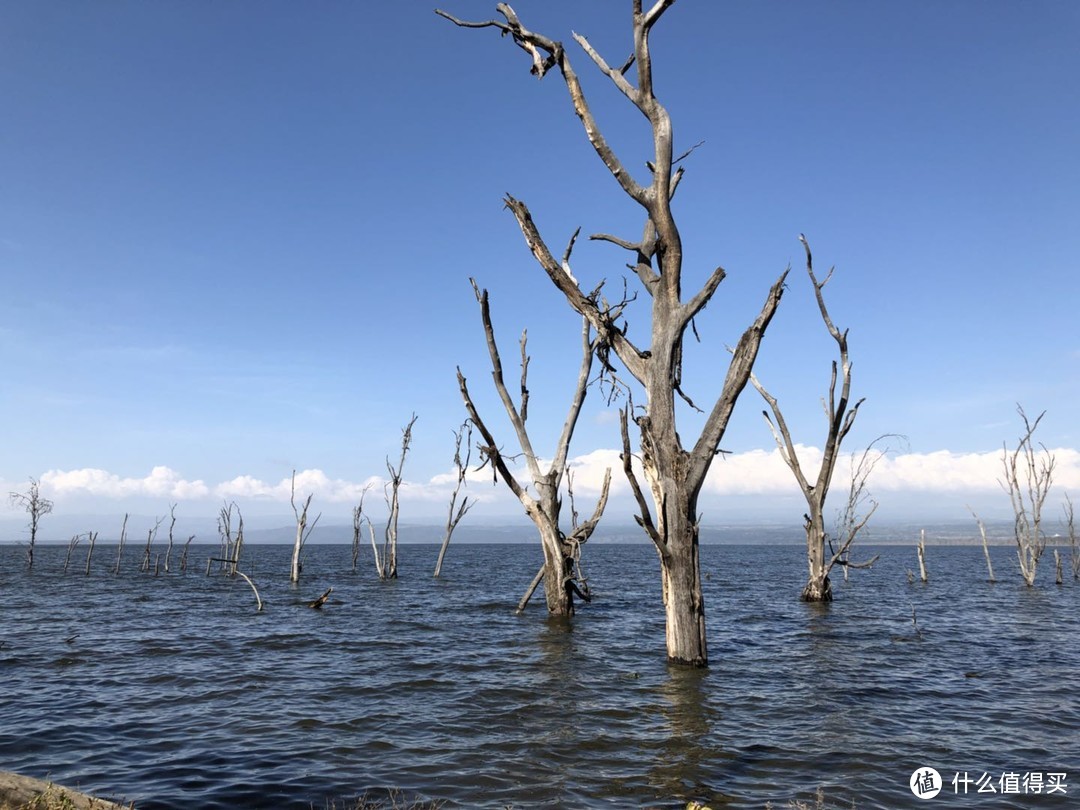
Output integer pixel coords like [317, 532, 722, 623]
[0, 783, 128, 810]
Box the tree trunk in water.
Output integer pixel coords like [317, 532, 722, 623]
[658, 521, 707, 667]
[538, 521, 573, 617]
[651, 484, 707, 667]
[801, 510, 832, 602]
[637, 411, 710, 667]
[290, 531, 303, 584]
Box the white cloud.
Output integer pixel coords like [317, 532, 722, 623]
[215, 470, 383, 503]
[31, 448, 1080, 517]
[40, 466, 210, 499]
[704, 446, 819, 495]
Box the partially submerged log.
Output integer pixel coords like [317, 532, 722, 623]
[307, 587, 333, 609]
[0, 771, 130, 809]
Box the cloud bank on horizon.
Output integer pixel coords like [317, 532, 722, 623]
[27, 444, 1080, 521]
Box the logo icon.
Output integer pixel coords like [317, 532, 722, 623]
[911, 767, 942, 799]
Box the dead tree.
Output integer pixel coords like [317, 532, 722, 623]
[64, 534, 81, 574]
[351, 505, 362, 573]
[164, 503, 177, 573]
[970, 508, 997, 583]
[458, 283, 611, 616]
[381, 415, 417, 580]
[354, 485, 387, 579]
[1002, 406, 1054, 586]
[215, 502, 245, 575]
[439, 3, 786, 665]
[351, 483, 373, 574]
[916, 530, 928, 583]
[751, 236, 865, 602]
[180, 534, 194, 572]
[828, 440, 884, 577]
[434, 420, 476, 578]
[9, 478, 53, 570]
[84, 531, 97, 576]
[290, 471, 321, 584]
[140, 515, 164, 572]
[1066, 493, 1079, 581]
[114, 513, 129, 575]
[236, 571, 264, 612]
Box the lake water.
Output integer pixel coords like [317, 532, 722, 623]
[0, 540, 1076, 809]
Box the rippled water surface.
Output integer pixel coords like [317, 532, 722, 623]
[1, 541, 1077, 808]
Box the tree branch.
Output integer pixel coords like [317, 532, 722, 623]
[553, 316, 599, 473]
[688, 270, 788, 491]
[503, 195, 649, 383]
[469, 279, 544, 481]
[567, 467, 612, 544]
[457, 367, 532, 507]
[621, 406, 663, 552]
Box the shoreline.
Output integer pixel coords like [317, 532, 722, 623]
[0, 772, 129, 810]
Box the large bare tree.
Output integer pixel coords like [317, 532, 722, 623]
[9, 477, 53, 570]
[458, 281, 611, 616]
[439, 3, 786, 664]
[1002, 406, 1054, 586]
[751, 236, 866, 601]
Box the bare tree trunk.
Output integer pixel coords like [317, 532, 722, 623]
[434, 421, 475, 578]
[657, 500, 707, 666]
[382, 415, 417, 580]
[180, 535, 194, 572]
[1003, 406, 1054, 586]
[352, 504, 362, 574]
[537, 519, 573, 616]
[801, 509, 831, 602]
[1063, 493, 1078, 580]
[165, 503, 177, 573]
[9, 478, 53, 571]
[290, 472, 320, 584]
[236, 571, 263, 611]
[971, 509, 997, 583]
[64, 534, 81, 574]
[459, 284, 610, 617]
[917, 530, 928, 583]
[141, 516, 164, 573]
[367, 517, 383, 579]
[231, 510, 244, 575]
[114, 514, 128, 575]
[515, 564, 546, 614]
[750, 236, 880, 604]
[84, 531, 97, 576]
[352, 485, 381, 578]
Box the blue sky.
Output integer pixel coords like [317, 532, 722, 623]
[2, 1, 1077, 533]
